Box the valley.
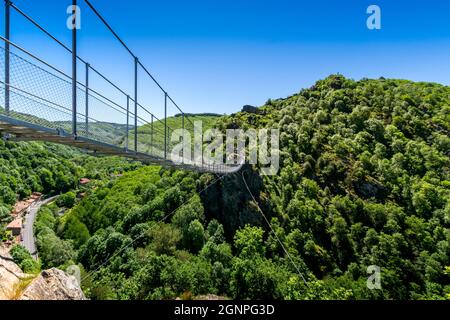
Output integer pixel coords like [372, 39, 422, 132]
[0, 75, 449, 300]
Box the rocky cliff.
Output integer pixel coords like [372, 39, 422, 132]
[0, 246, 24, 299]
[0, 246, 86, 300]
[19, 268, 86, 300]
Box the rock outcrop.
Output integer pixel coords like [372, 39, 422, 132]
[241, 105, 260, 114]
[0, 246, 25, 299]
[0, 245, 86, 300]
[19, 268, 86, 300]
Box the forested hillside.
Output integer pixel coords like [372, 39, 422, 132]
[0, 142, 79, 229]
[215, 75, 450, 299]
[0, 140, 141, 240]
[2, 75, 449, 300]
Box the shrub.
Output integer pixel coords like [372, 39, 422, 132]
[57, 191, 77, 208]
[10, 245, 40, 273]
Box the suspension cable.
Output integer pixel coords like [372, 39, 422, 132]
[241, 171, 309, 287]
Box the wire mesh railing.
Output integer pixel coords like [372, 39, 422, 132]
[0, 43, 127, 146]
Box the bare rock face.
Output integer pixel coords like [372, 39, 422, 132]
[1, 245, 85, 300]
[0, 247, 25, 300]
[241, 105, 260, 114]
[19, 268, 86, 300]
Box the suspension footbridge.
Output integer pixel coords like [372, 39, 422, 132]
[0, 0, 241, 174]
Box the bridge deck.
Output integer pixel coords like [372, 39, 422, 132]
[0, 115, 240, 174]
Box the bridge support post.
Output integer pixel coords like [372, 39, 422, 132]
[71, 0, 77, 138]
[164, 92, 167, 160]
[85, 63, 89, 135]
[182, 113, 185, 163]
[4, 0, 11, 115]
[134, 57, 138, 153]
[151, 114, 154, 155]
[126, 95, 129, 152]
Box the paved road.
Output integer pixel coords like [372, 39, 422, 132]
[21, 196, 58, 260]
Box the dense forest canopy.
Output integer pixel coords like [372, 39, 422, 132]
[1, 75, 449, 300]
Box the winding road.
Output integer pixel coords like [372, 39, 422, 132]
[21, 196, 58, 259]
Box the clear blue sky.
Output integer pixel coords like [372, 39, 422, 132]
[2, 0, 450, 120]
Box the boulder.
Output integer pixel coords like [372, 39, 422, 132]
[1, 245, 86, 300]
[19, 268, 86, 300]
[0, 246, 25, 300]
[241, 105, 260, 114]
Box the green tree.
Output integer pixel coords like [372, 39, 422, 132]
[148, 223, 181, 256]
[10, 245, 40, 273]
[63, 215, 90, 248]
[57, 191, 77, 208]
[234, 226, 265, 258]
[37, 230, 76, 268]
[185, 220, 205, 253]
